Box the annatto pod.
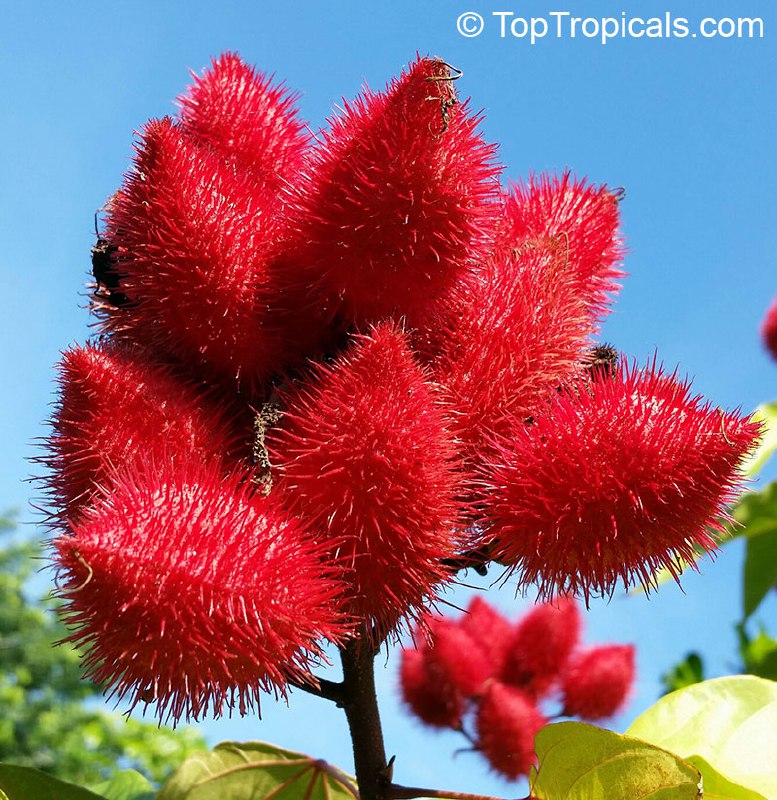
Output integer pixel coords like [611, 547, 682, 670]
[501, 597, 581, 699]
[476, 681, 546, 780]
[287, 56, 501, 327]
[561, 644, 636, 721]
[42, 341, 238, 523]
[761, 296, 777, 362]
[435, 245, 593, 451]
[459, 596, 513, 674]
[53, 456, 348, 724]
[481, 359, 762, 599]
[424, 618, 494, 698]
[500, 173, 625, 323]
[268, 322, 464, 639]
[177, 52, 309, 195]
[100, 118, 301, 391]
[399, 646, 462, 729]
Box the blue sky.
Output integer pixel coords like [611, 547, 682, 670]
[1, 0, 775, 795]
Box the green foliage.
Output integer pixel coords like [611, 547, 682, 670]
[732, 480, 777, 620]
[661, 652, 705, 695]
[627, 675, 777, 799]
[91, 770, 156, 800]
[683, 757, 767, 800]
[529, 721, 702, 799]
[738, 626, 777, 681]
[0, 763, 106, 800]
[158, 742, 358, 800]
[0, 513, 204, 788]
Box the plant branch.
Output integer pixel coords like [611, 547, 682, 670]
[288, 675, 346, 705]
[339, 634, 389, 800]
[388, 785, 533, 800]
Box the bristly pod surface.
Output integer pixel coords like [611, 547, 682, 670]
[43, 52, 760, 726]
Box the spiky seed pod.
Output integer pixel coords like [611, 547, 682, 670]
[287, 56, 501, 326]
[761, 297, 777, 362]
[476, 682, 546, 780]
[177, 52, 309, 196]
[460, 597, 513, 674]
[500, 173, 625, 322]
[399, 647, 462, 729]
[501, 598, 580, 698]
[482, 360, 762, 599]
[561, 645, 635, 721]
[101, 118, 303, 391]
[426, 619, 494, 697]
[268, 323, 464, 639]
[53, 457, 347, 724]
[42, 341, 238, 524]
[436, 246, 592, 451]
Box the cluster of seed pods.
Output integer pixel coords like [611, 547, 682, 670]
[401, 597, 634, 780]
[41, 53, 759, 724]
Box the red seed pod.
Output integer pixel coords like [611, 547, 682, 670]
[426, 619, 494, 698]
[501, 598, 581, 698]
[101, 118, 304, 390]
[460, 596, 513, 674]
[761, 296, 777, 362]
[561, 645, 636, 720]
[436, 245, 592, 451]
[400, 647, 462, 729]
[178, 52, 309, 195]
[42, 341, 238, 524]
[287, 56, 501, 327]
[268, 323, 464, 639]
[500, 173, 625, 323]
[53, 457, 347, 724]
[482, 360, 762, 599]
[476, 681, 546, 780]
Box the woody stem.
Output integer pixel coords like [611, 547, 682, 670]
[339, 633, 390, 800]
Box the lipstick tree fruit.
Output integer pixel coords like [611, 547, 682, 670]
[31, 53, 764, 800]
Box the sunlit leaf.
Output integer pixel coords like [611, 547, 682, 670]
[731, 480, 777, 539]
[740, 403, 777, 478]
[627, 675, 777, 799]
[90, 770, 155, 800]
[685, 756, 767, 800]
[529, 721, 701, 800]
[158, 741, 357, 800]
[0, 764, 106, 800]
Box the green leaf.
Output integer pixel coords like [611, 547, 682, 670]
[740, 403, 777, 478]
[740, 628, 777, 680]
[0, 764, 107, 800]
[627, 675, 777, 799]
[661, 652, 705, 694]
[685, 756, 767, 800]
[158, 742, 358, 800]
[529, 721, 701, 800]
[731, 480, 777, 540]
[90, 770, 156, 800]
[743, 527, 777, 619]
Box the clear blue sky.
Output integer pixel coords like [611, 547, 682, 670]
[1, 0, 775, 795]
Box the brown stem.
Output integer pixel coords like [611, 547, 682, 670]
[339, 635, 389, 800]
[389, 786, 532, 800]
[288, 675, 346, 705]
